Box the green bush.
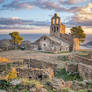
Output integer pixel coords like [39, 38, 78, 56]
[79, 89, 87, 92]
[0, 80, 10, 90]
[45, 85, 57, 92]
[62, 88, 69, 92]
[23, 89, 29, 92]
[55, 68, 83, 81]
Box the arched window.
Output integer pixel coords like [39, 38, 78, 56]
[54, 26, 56, 32]
[44, 37, 46, 40]
[57, 27, 59, 31]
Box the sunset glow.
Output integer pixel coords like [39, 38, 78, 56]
[0, 0, 92, 34]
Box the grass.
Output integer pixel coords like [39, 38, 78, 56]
[57, 56, 74, 63]
[57, 56, 68, 61]
[45, 85, 57, 92]
[55, 68, 83, 81]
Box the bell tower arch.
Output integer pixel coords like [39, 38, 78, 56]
[50, 13, 65, 38]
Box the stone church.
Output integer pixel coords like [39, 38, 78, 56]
[32, 13, 80, 52]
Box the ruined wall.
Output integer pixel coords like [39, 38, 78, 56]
[65, 54, 92, 81]
[24, 59, 57, 71]
[65, 63, 92, 81]
[17, 67, 54, 80]
[16, 58, 56, 80]
[65, 63, 78, 73]
[68, 54, 92, 66]
[78, 63, 92, 81]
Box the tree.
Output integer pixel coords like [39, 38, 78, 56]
[5, 68, 17, 80]
[9, 32, 23, 48]
[70, 26, 86, 43]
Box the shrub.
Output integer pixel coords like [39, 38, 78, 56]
[55, 68, 83, 81]
[0, 80, 10, 90]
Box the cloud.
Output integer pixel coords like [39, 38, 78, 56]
[2, 1, 33, 10]
[1, 0, 82, 13]
[31, 0, 67, 11]
[66, 3, 92, 27]
[0, 17, 49, 30]
[1, 0, 92, 29]
[0, 0, 3, 3]
[59, 0, 88, 5]
[2, 0, 69, 11]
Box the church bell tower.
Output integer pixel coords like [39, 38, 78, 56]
[50, 13, 66, 38]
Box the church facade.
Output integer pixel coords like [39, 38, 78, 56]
[32, 13, 80, 52]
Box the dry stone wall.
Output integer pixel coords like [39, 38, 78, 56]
[68, 54, 92, 65]
[24, 59, 57, 71]
[78, 63, 92, 81]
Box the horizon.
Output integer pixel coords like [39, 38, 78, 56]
[0, 0, 92, 34]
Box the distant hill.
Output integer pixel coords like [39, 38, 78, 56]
[86, 41, 92, 46]
[83, 41, 92, 48]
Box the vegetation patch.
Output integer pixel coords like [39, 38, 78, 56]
[57, 56, 74, 62]
[55, 68, 83, 81]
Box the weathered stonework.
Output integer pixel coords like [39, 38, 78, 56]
[78, 63, 92, 81]
[17, 67, 54, 80]
[65, 54, 92, 81]
[23, 58, 57, 71]
[33, 35, 70, 52]
[68, 54, 92, 66]
[50, 13, 65, 37]
[31, 13, 80, 52]
[65, 63, 78, 73]
[16, 58, 57, 80]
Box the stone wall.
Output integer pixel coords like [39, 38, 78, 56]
[78, 63, 92, 81]
[68, 54, 92, 66]
[24, 59, 57, 71]
[65, 63, 78, 73]
[17, 67, 54, 80]
[17, 58, 56, 80]
[65, 62, 92, 81]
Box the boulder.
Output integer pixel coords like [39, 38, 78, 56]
[30, 87, 36, 92]
[38, 88, 48, 92]
[10, 79, 22, 86]
[0, 90, 7, 92]
[46, 78, 65, 90]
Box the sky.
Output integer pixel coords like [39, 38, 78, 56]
[0, 0, 92, 34]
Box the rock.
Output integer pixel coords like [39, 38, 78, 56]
[21, 40, 31, 50]
[10, 79, 22, 86]
[0, 49, 3, 52]
[46, 78, 65, 91]
[38, 88, 48, 92]
[0, 90, 7, 92]
[30, 87, 36, 92]
[0, 39, 11, 50]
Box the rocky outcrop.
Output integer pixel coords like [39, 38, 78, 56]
[0, 39, 11, 51]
